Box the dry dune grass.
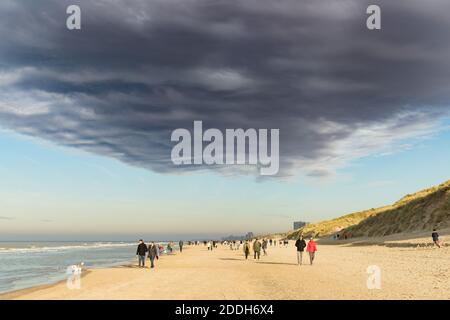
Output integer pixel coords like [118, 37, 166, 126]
[346, 181, 450, 237]
[287, 179, 450, 239]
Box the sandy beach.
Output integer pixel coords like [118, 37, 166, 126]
[1, 234, 449, 300]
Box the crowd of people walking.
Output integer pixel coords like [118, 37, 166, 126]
[136, 235, 320, 269]
[238, 236, 317, 265]
[225, 236, 318, 265]
[136, 239, 185, 269]
[136, 228, 442, 271]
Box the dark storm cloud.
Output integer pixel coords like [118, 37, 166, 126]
[1, 0, 450, 177]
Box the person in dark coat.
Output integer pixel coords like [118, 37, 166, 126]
[136, 239, 148, 268]
[253, 239, 262, 260]
[262, 239, 268, 256]
[148, 242, 158, 268]
[243, 241, 251, 260]
[432, 229, 441, 248]
[295, 235, 307, 265]
[179, 240, 184, 253]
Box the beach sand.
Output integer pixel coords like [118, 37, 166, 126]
[1, 236, 449, 300]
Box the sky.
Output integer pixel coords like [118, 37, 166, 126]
[1, 0, 450, 240]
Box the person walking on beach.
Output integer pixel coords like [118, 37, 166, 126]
[167, 242, 172, 253]
[295, 235, 307, 265]
[243, 241, 251, 260]
[179, 240, 184, 253]
[306, 237, 317, 265]
[207, 241, 212, 251]
[136, 239, 148, 268]
[253, 239, 262, 260]
[432, 229, 441, 248]
[155, 243, 161, 258]
[148, 242, 158, 268]
[262, 239, 268, 256]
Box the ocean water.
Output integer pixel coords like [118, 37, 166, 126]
[0, 241, 166, 294]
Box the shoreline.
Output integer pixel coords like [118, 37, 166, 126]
[0, 259, 136, 299]
[0, 252, 184, 300]
[0, 270, 93, 300]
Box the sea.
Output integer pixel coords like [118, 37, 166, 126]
[0, 241, 168, 294]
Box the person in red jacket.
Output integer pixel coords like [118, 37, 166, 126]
[306, 237, 317, 265]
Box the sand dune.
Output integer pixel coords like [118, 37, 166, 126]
[287, 179, 450, 239]
[1, 235, 449, 300]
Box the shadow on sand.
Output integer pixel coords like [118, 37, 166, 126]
[219, 258, 245, 261]
[319, 239, 444, 249]
[116, 264, 142, 268]
[219, 258, 299, 266]
[347, 242, 443, 249]
[255, 261, 298, 266]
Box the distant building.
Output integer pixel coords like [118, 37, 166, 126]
[245, 232, 254, 240]
[293, 221, 307, 230]
[222, 235, 244, 241]
[221, 232, 254, 241]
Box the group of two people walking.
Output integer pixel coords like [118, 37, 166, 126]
[137, 239, 185, 269]
[242, 238, 268, 260]
[136, 239, 159, 268]
[295, 235, 317, 265]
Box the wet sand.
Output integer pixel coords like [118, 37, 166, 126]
[1, 235, 449, 300]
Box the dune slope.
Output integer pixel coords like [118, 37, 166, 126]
[287, 180, 450, 239]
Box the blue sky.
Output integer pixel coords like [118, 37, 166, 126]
[1, 121, 450, 240]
